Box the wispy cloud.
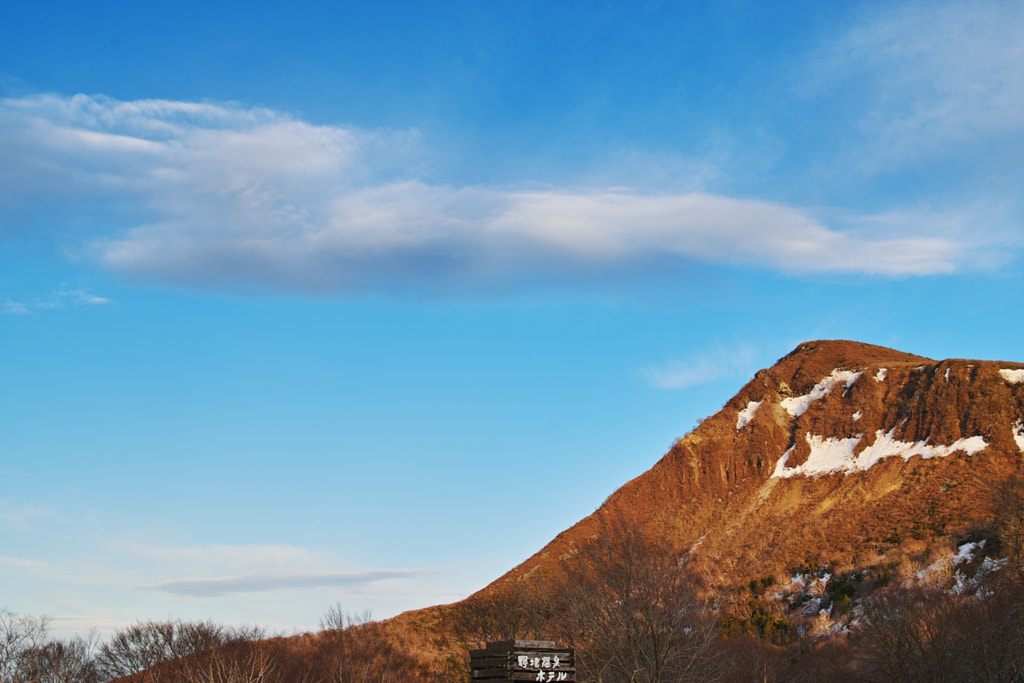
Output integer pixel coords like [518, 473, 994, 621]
[0, 285, 111, 314]
[116, 542, 318, 571]
[1, 299, 28, 314]
[810, 0, 1024, 168]
[46, 285, 111, 307]
[0, 93, 981, 295]
[0, 499, 60, 526]
[0, 555, 53, 572]
[138, 569, 432, 598]
[643, 344, 758, 390]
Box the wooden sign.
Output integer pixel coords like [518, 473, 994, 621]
[470, 639, 575, 682]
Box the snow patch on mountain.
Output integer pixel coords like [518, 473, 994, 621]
[874, 368, 887, 382]
[773, 429, 988, 478]
[853, 429, 987, 470]
[1000, 369, 1024, 384]
[773, 446, 795, 478]
[955, 540, 983, 565]
[917, 544, 976, 582]
[773, 435, 861, 478]
[914, 541, 1007, 597]
[736, 400, 762, 430]
[1013, 421, 1024, 453]
[781, 369, 863, 417]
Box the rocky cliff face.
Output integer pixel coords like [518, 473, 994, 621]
[388, 340, 1024, 661]
[477, 340, 1024, 593]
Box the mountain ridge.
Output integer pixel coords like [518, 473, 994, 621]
[380, 339, 1024, 670]
[473, 340, 1020, 585]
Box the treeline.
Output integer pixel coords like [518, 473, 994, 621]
[0, 609, 440, 683]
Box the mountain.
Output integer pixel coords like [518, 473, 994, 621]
[486, 339, 1022, 584]
[384, 339, 1024, 668]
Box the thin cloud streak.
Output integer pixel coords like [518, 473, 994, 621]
[1, 300, 28, 314]
[117, 542, 318, 571]
[0, 286, 111, 314]
[139, 569, 433, 598]
[0, 93, 984, 293]
[644, 344, 759, 390]
[810, 0, 1024, 168]
[0, 555, 53, 572]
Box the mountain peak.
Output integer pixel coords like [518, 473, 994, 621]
[769, 339, 930, 387]
[383, 341, 1024, 670]
[458, 340, 1023, 595]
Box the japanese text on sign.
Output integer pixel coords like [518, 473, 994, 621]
[515, 654, 567, 681]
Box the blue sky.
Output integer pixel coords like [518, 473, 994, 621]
[2, 0, 1023, 636]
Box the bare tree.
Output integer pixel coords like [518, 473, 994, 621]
[17, 634, 103, 683]
[171, 641, 278, 683]
[450, 578, 541, 646]
[0, 610, 49, 683]
[993, 474, 1024, 587]
[546, 520, 720, 683]
[96, 619, 264, 681]
[313, 605, 431, 683]
[0, 610, 105, 683]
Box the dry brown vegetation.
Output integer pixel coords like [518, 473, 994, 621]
[436, 341, 1024, 601]
[0, 609, 447, 683]
[443, 495, 1024, 682]
[391, 340, 1024, 676]
[450, 521, 721, 682]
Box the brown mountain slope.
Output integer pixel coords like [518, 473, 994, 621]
[383, 340, 1024, 668]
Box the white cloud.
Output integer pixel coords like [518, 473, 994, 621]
[0, 555, 53, 572]
[643, 344, 758, 390]
[138, 569, 432, 598]
[0, 285, 111, 314]
[811, 0, 1024, 166]
[0, 499, 60, 526]
[1, 299, 28, 314]
[116, 542, 318, 571]
[0, 93, 982, 293]
[51, 285, 111, 307]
